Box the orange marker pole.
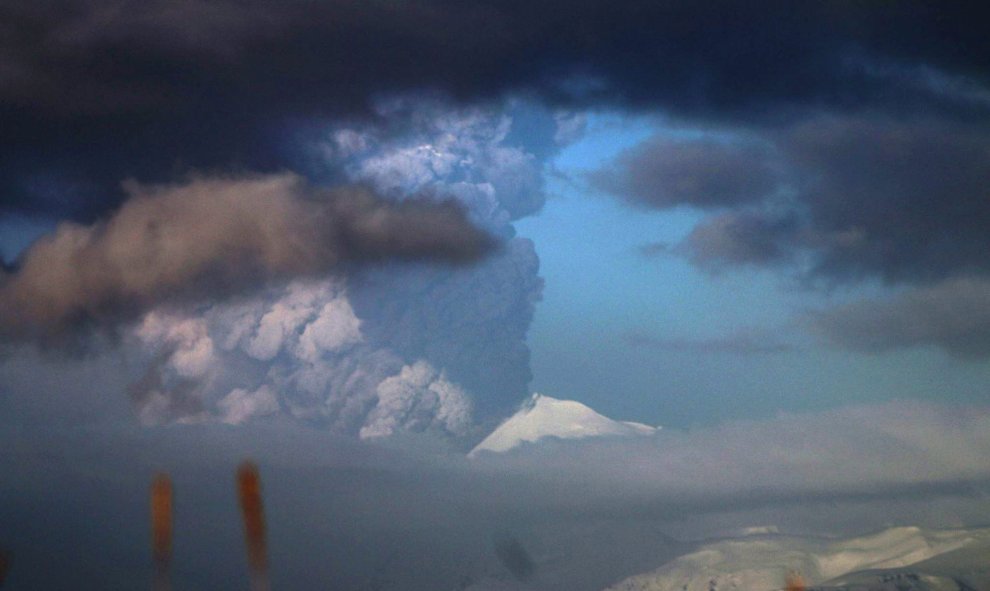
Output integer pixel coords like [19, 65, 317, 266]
[785, 571, 806, 591]
[237, 461, 270, 591]
[151, 474, 173, 591]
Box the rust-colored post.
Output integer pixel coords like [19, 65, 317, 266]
[151, 473, 173, 591]
[237, 461, 270, 591]
[785, 570, 806, 591]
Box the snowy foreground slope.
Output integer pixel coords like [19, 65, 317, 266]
[604, 526, 990, 591]
[469, 393, 658, 456]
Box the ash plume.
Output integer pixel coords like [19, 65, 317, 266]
[0, 173, 492, 343]
[125, 103, 547, 437]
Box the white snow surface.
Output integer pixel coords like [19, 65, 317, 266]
[469, 393, 658, 456]
[603, 526, 990, 591]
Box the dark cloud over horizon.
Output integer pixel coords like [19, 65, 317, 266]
[783, 116, 990, 285]
[596, 114, 990, 358]
[810, 277, 990, 359]
[600, 116, 990, 283]
[596, 113, 990, 357]
[591, 136, 781, 209]
[680, 210, 800, 270]
[3, 0, 990, 223]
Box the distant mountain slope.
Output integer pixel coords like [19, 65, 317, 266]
[604, 526, 990, 591]
[469, 393, 658, 457]
[813, 538, 990, 590]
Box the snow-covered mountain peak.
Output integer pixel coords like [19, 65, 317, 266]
[603, 525, 990, 591]
[468, 393, 658, 457]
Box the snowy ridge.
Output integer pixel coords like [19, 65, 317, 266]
[603, 526, 990, 591]
[469, 393, 658, 457]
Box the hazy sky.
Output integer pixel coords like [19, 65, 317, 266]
[2, 2, 990, 589]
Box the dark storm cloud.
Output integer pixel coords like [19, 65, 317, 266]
[782, 116, 990, 284]
[601, 115, 990, 358]
[0, 173, 493, 342]
[679, 210, 799, 269]
[3, 0, 990, 222]
[811, 277, 990, 359]
[592, 137, 781, 209]
[617, 116, 990, 287]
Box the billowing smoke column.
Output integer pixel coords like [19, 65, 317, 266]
[237, 462, 270, 591]
[130, 99, 562, 439]
[150, 473, 173, 591]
